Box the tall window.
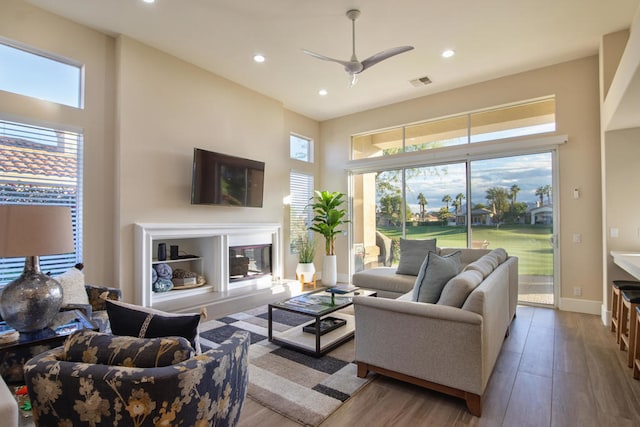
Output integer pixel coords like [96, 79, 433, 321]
[290, 134, 313, 162]
[352, 98, 555, 160]
[0, 119, 83, 284]
[0, 39, 83, 108]
[289, 133, 314, 253]
[289, 171, 314, 252]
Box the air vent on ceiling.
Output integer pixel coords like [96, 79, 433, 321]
[409, 76, 432, 87]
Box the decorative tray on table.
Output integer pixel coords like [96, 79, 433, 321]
[302, 317, 347, 335]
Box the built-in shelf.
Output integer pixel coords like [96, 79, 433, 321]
[135, 222, 282, 311]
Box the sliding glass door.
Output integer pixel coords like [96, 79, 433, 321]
[470, 153, 555, 305]
[351, 151, 556, 306]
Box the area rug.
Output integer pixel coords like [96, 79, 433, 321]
[198, 305, 375, 427]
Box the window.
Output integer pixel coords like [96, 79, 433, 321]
[290, 134, 313, 162]
[0, 39, 83, 108]
[289, 171, 314, 253]
[351, 98, 556, 160]
[0, 119, 83, 284]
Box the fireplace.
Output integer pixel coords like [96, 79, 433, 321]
[229, 244, 272, 282]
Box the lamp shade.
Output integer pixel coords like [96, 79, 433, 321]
[0, 205, 74, 257]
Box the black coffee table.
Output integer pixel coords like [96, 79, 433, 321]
[268, 288, 376, 357]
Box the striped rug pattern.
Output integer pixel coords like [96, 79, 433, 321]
[199, 305, 374, 426]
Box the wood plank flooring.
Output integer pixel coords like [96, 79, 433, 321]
[237, 305, 640, 427]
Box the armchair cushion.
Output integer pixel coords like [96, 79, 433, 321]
[63, 330, 194, 368]
[396, 238, 437, 275]
[411, 250, 461, 303]
[105, 300, 201, 351]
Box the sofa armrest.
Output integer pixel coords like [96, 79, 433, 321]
[353, 296, 485, 395]
[84, 284, 122, 312]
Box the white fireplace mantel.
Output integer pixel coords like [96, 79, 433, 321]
[134, 222, 282, 311]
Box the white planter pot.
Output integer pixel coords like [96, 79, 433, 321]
[296, 262, 316, 284]
[322, 255, 338, 286]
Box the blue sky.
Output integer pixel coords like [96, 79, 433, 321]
[398, 152, 552, 214]
[0, 42, 81, 107]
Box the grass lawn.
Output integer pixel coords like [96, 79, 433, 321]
[378, 224, 553, 276]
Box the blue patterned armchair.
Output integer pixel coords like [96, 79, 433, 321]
[24, 330, 250, 426]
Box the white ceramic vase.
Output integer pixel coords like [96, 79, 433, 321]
[322, 255, 338, 286]
[296, 262, 316, 283]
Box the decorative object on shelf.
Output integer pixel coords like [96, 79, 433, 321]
[172, 268, 198, 286]
[309, 190, 349, 287]
[295, 237, 316, 288]
[0, 205, 74, 333]
[157, 243, 167, 261]
[173, 275, 207, 290]
[153, 263, 173, 280]
[170, 245, 179, 260]
[153, 278, 174, 293]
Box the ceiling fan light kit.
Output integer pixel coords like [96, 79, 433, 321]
[303, 9, 414, 86]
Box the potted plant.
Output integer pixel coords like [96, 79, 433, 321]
[309, 190, 349, 286]
[295, 237, 316, 286]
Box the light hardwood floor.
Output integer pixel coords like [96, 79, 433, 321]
[237, 305, 640, 427]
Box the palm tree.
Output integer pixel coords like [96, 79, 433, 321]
[510, 184, 520, 207]
[455, 193, 465, 215]
[543, 184, 552, 205]
[417, 193, 427, 221]
[442, 194, 452, 210]
[535, 186, 545, 206]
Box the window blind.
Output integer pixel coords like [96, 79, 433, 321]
[289, 171, 314, 252]
[0, 119, 83, 284]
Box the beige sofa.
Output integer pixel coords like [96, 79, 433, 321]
[353, 248, 518, 416]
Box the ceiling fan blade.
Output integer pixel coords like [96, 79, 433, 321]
[361, 46, 414, 71]
[302, 49, 352, 67]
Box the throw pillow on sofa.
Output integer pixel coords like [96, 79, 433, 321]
[411, 250, 461, 303]
[437, 269, 484, 308]
[105, 300, 201, 352]
[63, 329, 193, 368]
[396, 238, 437, 276]
[54, 266, 90, 306]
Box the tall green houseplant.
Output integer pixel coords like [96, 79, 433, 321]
[309, 190, 349, 256]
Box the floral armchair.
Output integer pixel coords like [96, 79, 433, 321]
[24, 330, 250, 426]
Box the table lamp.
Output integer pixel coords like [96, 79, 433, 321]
[0, 205, 74, 333]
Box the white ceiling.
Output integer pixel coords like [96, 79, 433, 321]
[26, 0, 640, 121]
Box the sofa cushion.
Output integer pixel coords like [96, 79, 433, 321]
[54, 267, 89, 306]
[396, 238, 437, 276]
[437, 269, 484, 308]
[489, 248, 508, 264]
[411, 251, 461, 303]
[463, 256, 495, 278]
[105, 300, 201, 352]
[63, 329, 193, 368]
[352, 267, 416, 295]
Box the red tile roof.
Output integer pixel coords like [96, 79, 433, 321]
[0, 136, 77, 182]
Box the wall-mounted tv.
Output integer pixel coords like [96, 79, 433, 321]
[191, 148, 265, 207]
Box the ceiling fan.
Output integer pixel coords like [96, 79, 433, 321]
[303, 9, 414, 86]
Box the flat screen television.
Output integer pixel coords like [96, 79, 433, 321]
[191, 148, 265, 207]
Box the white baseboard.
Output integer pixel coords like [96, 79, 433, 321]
[601, 304, 611, 327]
[558, 297, 601, 315]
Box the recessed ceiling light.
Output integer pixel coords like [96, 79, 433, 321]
[442, 49, 455, 58]
[318, 89, 328, 96]
[142, 0, 155, 4]
[253, 54, 266, 63]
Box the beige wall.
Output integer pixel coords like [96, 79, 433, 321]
[1, 0, 610, 313]
[320, 57, 603, 309]
[0, 0, 116, 287]
[115, 37, 303, 301]
[282, 109, 321, 278]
